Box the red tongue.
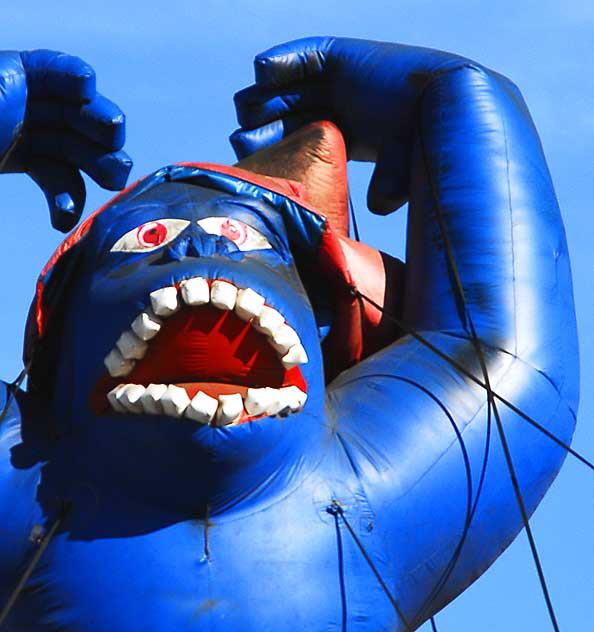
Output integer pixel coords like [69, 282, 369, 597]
[125, 305, 300, 389]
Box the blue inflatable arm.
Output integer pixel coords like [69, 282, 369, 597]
[234, 37, 579, 622]
[0, 50, 132, 231]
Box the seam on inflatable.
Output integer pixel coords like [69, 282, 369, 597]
[334, 431, 365, 482]
[500, 88, 519, 359]
[191, 429, 339, 525]
[426, 61, 486, 91]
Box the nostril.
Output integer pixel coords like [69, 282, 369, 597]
[180, 234, 223, 258]
[148, 234, 241, 264]
[215, 237, 241, 256]
[187, 234, 240, 258]
[149, 237, 191, 265]
[186, 238, 202, 258]
[152, 244, 186, 264]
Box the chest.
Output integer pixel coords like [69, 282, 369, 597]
[7, 481, 395, 632]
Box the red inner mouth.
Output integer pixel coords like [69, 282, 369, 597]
[92, 305, 307, 414]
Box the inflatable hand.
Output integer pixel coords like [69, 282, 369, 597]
[233, 36, 476, 213]
[0, 49, 132, 231]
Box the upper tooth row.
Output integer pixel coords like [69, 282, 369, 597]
[104, 278, 308, 378]
[107, 383, 307, 425]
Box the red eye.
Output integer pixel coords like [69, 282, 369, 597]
[220, 219, 248, 245]
[138, 221, 168, 247]
[196, 217, 272, 252]
[111, 219, 191, 253]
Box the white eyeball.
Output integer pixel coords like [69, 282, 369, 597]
[197, 217, 272, 251]
[110, 219, 191, 253]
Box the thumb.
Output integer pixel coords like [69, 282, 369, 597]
[367, 139, 412, 215]
[27, 159, 86, 232]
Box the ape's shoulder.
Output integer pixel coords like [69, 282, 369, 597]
[0, 380, 49, 495]
[0, 382, 45, 595]
[1, 380, 27, 460]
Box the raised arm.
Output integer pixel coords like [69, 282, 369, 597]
[232, 37, 575, 364]
[233, 38, 579, 625]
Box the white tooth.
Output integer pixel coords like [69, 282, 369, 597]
[140, 383, 168, 415]
[215, 393, 243, 425]
[270, 324, 300, 355]
[116, 330, 148, 360]
[104, 349, 135, 377]
[180, 277, 209, 306]
[107, 385, 127, 413]
[117, 384, 145, 413]
[150, 286, 179, 317]
[264, 389, 284, 416]
[244, 387, 285, 416]
[244, 387, 275, 416]
[210, 280, 238, 310]
[281, 344, 308, 369]
[131, 310, 162, 341]
[160, 385, 191, 417]
[234, 288, 265, 321]
[279, 386, 307, 412]
[185, 391, 218, 424]
[253, 306, 285, 337]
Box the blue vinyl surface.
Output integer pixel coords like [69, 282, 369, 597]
[0, 38, 578, 631]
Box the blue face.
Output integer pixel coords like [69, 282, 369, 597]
[49, 182, 329, 516]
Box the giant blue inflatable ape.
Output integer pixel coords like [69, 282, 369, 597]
[0, 38, 579, 631]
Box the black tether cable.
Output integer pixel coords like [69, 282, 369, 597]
[0, 500, 72, 627]
[354, 289, 592, 474]
[335, 368, 481, 629]
[343, 371, 476, 626]
[330, 505, 348, 631]
[0, 363, 31, 426]
[348, 192, 361, 242]
[414, 392, 492, 623]
[466, 315, 560, 631]
[430, 617, 439, 632]
[0, 130, 21, 173]
[328, 500, 412, 631]
[418, 113, 561, 631]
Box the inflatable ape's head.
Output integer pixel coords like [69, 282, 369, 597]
[23, 123, 401, 514]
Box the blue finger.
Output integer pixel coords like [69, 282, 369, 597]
[367, 140, 412, 215]
[253, 37, 333, 87]
[230, 114, 320, 159]
[20, 49, 95, 102]
[27, 158, 86, 232]
[91, 150, 133, 190]
[29, 129, 132, 190]
[234, 83, 329, 129]
[27, 93, 126, 151]
[235, 93, 304, 129]
[76, 94, 125, 150]
[230, 121, 285, 159]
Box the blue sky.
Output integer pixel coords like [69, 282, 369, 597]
[0, 1, 592, 629]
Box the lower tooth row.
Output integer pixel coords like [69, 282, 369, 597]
[107, 384, 307, 425]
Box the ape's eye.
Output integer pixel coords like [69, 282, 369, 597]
[197, 217, 272, 251]
[110, 219, 190, 252]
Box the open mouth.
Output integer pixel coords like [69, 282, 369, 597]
[92, 277, 308, 425]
